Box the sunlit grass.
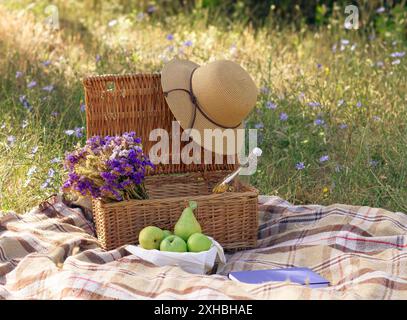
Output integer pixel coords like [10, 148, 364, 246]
[0, 2, 406, 213]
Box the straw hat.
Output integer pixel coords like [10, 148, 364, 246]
[161, 59, 258, 155]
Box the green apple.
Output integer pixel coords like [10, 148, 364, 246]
[138, 226, 164, 250]
[162, 230, 173, 239]
[160, 235, 187, 252]
[187, 233, 212, 252]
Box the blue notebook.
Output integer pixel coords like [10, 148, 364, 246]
[228, 267, 329, 288]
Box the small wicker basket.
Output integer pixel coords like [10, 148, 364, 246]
[83, 74, 258, 251]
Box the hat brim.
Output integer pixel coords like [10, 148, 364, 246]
[161, 59, 244, 156]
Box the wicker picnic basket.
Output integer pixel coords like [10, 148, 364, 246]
[83, 73, 258, 251]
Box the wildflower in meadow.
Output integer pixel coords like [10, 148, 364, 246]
[51, 111, 59, 117]
[319, 155, 329, 163]
[356, 101, 362, 108]
[341, 39, 349, 46]
[314, 118, 325, 126]
[27, 166, 37, 177]
[316, 63, 322, 69]
[41, 178, 51, 190]
[183, 40, 193, 47]
[42, 85, 54, 92]
[147, 5, 156, 13]
[41, 60, 51, 67]
[50, 157, 61, 164]
[166, 34, 174, 41]
[15, 71, 23, 78]
[308, 101, 320, 108]
[337, 99, 345, 107]
[392, 59, 401, 65]
[376, 7, 385, 13]
[27, 81, 37, 89]
[95, 54, 101, 63]
[108, 19, 118, 27]
[31, 146, 39, 155]
[295, 162, 305, 170]
[339, 123, 348, 129]
[390, 52, 405, 58]
[260, 87, 270, 95]
[80, 103, 86, 112]
[369, 160, 379, 167]
[7, 135, 16, 146]
[48, 168, 55, 178]
[254, 123, 264, 129]
[65, 127, 84, 138]
[279, 112, 288, 121]
[266, 101, 277, 110]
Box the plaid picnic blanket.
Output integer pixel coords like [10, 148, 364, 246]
[0, 195, 406, 300]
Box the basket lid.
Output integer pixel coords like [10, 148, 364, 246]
[83, 73, 237, 175]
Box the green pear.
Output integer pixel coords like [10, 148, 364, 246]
[162, 230, 173, 239]
[174, 201, 202, 241]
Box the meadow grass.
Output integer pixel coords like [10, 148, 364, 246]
[0, 2, 406, 213]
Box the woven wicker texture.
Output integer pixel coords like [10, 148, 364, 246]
[83, 73, 258, 251]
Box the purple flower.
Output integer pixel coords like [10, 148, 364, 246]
[316, 63, 322, 69]
[166, 34, 174, 41]
[7, 135, 16, 146]
[390, 52, 405, 58]
[31, 146, 39, 155]
[319, 155, 329, 163]
[356, 101, 362, 108]
[341, 39, 349, 45]
[183, 40, 193, 47]
[254, 123, 264, 129]
[295, 162, 305, 170]
[42, 85, 54, 92]
[42, 60, 52, 67]
[337, 99, 345, 107]
[308, 101, 320, 108]
[392, 59, 401, 65]
[50, 157, 61, 164]
[339, 123, 348, 129]
[369, 160, 379, 167]
[27, 81, 37, 89]
[19, 95, 32, 110]
[51, 111, 59, 117]
[80, 103, 86, 112]
[279, 112, 288, 121]
[314, 118, 325, 126]
[266, 101, 277, 110]
[48, 168, 55, 178]
[147, 5, 156, 13]
[95, 54, 101, 63]
[27, 166, 37, 176]
[15, 71, 23, 78]
[376, 7, 385, 13]
[65, 127, 84, 138]
[40, 178, 51, 190]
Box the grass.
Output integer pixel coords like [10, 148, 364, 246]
[0, 1, 406, 213]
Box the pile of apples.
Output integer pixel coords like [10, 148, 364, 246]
[138, 201, 212, 253]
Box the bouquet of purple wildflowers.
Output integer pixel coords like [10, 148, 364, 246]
[62, 132, 154, 202]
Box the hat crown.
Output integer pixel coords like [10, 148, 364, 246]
[192, 60, 258, 127]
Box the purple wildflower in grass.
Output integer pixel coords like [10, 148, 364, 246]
[356, 101, 362, 107]
[42, 84, 54, 92]
[42, 60, 51, 67]
[376, 61, 384, 68]
[48, 168, 55, 178]
[27, 81, 37, 89]
[31, 146, 39, 155]
[50, 157, 61, 164]
[339, 123, 348, 129]
[65, 129, 75, 136]
[40, 178, 51, 190]
[314, 118, 325, 126]
[337, 99, 345, 107]
[147, 5, 156, 13]
[7, 135, 16, 146]
[341, 39, 349, 46]
[183, 40, 193, 47]
[260, 86, 270, 95]
[15, 71, 23, 78]
[376, 7, 385, 13]
[316, 63, 322, 69]
[166, 34, 174, 41]
[319, 155, 329, 163]
[308, 101, 320, 108]
[392, 59, 401, 65]
[95, 54, 101, 63]
[279, 112, 288, 121]
[80, 103, 86, 112]
[75, 127, 84, 138]
[295, 162, 305, 170]
[255, 123, 264, 129]
[390, 51, 405, 58]
[51, 111, 59, 117]
[266, 101, 277, 110]
[369, 160, 379, 167]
